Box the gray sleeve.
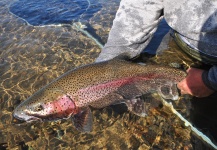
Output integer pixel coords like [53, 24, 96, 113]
[95, 0, 163, 62]
[202, 66, 217, 91]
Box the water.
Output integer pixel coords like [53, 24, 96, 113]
[9, 0, 102, 26]
[0, 0, 216, 149]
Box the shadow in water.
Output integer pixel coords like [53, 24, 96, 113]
[184, 10, 217, 145]
[190, 94, 217, 145]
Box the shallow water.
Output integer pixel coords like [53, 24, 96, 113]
[0, 0, 216, 149]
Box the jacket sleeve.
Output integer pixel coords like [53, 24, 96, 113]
[95, 0, 163, 62]
[202, 66, 217, 91]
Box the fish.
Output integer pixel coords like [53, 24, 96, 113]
[13, 55, 186, 132]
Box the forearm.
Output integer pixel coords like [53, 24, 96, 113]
[202, 66, 217, 91]
[96, 0, 163, 62]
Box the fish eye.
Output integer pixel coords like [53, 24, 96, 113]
[35, 105, 44, 111]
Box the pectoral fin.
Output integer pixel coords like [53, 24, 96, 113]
[72, 107, 93, 132]
[125, 97, 147, 117]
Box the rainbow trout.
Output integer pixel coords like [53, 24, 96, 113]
[13, 56, 186, 132]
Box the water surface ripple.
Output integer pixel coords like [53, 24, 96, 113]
[9, 0, 102, 26]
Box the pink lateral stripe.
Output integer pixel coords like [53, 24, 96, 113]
[76, 73, 163, 105]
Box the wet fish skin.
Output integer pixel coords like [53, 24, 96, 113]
[13, 56, 186, 132]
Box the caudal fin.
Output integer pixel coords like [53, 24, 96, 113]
[157, 82, 180, 100]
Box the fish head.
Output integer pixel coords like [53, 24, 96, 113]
[13, 88, 77, 122]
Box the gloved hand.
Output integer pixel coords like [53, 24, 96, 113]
[177, 68, 215, 97]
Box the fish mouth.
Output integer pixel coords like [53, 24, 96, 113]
[13, 111, 42, 122]
[13, 110, 64, 122]
[26, 113, 66, 121]
[26, 116, 42, 122]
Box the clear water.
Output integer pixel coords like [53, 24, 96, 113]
[9, 0, 102, 26]
[0, 0, 216, 149]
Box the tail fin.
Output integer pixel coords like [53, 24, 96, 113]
[158, 81, 179, 100]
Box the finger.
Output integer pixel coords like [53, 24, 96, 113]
[177, 83, 186, 94]
[186, 67, 195, 73]
[180, 89, 190, 95]
[177, 80, 183, 90]
[177, 80, 193, 95]
[186, 68, 191, 73]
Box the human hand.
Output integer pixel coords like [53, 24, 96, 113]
[177, 68, 215, 97]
